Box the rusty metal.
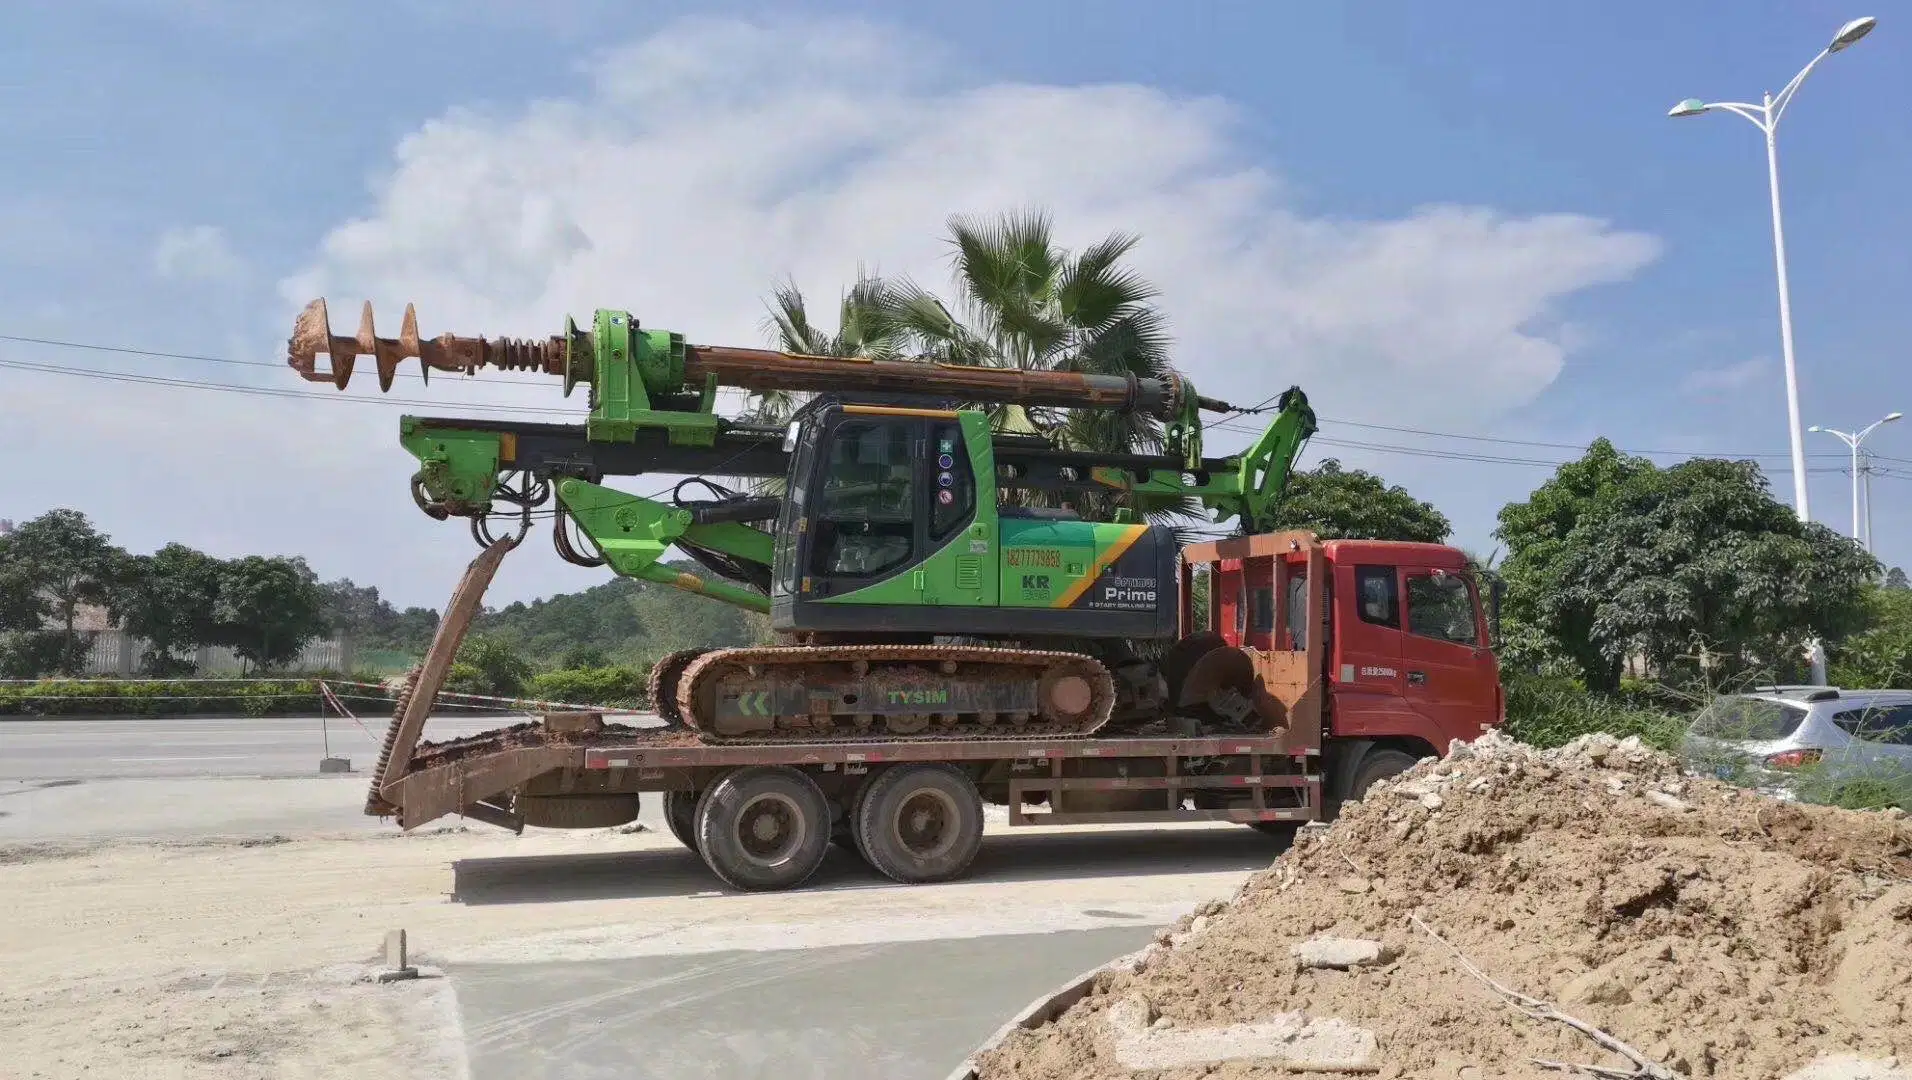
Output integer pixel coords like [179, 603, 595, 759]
[288, 298, 574, 390]
[286, 298, 1234, 415]
[647, 648, 706, 726]
[366, 535, 519, 817]
[673, 644, 1117, 742]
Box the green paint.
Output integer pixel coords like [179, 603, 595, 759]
[399, 421, 504, 515]
[556, 478, 772, 613]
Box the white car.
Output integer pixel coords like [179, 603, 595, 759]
[1682, 686, 1912, 795]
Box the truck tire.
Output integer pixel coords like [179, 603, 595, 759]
[694, 766, 832, 891]
[663, 790, 699, 853]
[854, 764, 985, 885]
[1348, 749, 1420, 803]
[831, 777, 872, 856]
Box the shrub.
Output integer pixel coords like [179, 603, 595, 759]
[0, 677, 326, 717]
[526, 665, 651, 708]
[1501, 673, 1688, 752]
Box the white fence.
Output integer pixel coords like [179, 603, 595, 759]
[78, 630, 356, 676]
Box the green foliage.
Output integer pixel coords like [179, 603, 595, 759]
[1496, 442, 1877, 691]
[214, 556, 327, 672]
[469, 568, 768, 664]
[558, 644, 612, 670]
[1, 509, 119, 674]
[455, 634, 536, 697]
[1256, 459, 1451, 543]
[1886, 566, 1909, 591]
[1829, 585, 1912, 688]
[0, 677, 328, 717]
[1500, 673, 1688, 752]
[110, 543, 224, 674]
[527, 665, 652, 708]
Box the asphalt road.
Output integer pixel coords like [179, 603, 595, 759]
[0, 714, 555, 781]
[454, 927, 1157, 1080]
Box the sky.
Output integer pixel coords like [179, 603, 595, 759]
[2, 0, 1909, 609]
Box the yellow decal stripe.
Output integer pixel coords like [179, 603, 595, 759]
[1053, 525, 1148, 608]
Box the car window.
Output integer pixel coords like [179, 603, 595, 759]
[1831, 703, 1912, 746]
[1690, 696, 1809, 741]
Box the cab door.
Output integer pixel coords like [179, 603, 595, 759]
[1398, 567, 1496, 738]
[800, 413, 927, 607]
[1333, 562, 1406, 705]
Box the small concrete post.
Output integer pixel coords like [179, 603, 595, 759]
[377, 929, 418, 982]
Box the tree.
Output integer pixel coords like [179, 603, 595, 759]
[1257, 459, 1451, 543]
[881, 210, 1176, 458]
[456, 634, 536, 697]
[0, 509, 123, 674]
[1830, 584, 1912, 688]
[1497, 444, 1877, 691]
[756, 271, 908, 423]
[214, 555, 326, 672]
[317, 578, 402, 644]
[1886, 566, 1909, 591]
[110, 544, 224, 674]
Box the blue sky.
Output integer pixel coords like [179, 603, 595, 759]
[2, 1, 1908, 607]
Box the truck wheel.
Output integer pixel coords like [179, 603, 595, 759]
[695, 766, 832, 891]
[663, 790, 699, 853]
[1348, 749, 1420, 803]
[832, 774, 875, 856]
[854, 764, 984, 885]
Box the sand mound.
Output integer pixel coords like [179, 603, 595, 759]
[975, 732, 1912, 1080]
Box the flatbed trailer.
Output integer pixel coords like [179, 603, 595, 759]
[365, 528, 1497, 891]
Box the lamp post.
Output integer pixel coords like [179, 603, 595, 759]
[1669, 16, 1878, 524]
[1809, 411, 1901, 550]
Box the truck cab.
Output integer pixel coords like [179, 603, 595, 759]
[1177, 531, 1503, 807]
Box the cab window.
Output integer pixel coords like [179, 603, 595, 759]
[1406, 572, 1478, 646]
[810, 419, 916, 578]
[1354, 566, 1398, 628]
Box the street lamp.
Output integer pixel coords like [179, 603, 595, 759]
[1669, 15, 1878, 524]
[1809, 411, 1901, 551]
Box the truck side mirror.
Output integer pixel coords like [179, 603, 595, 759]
[1488, 578, 1505, 649]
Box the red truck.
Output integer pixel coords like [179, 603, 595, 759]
[369, 530, 1503, 891]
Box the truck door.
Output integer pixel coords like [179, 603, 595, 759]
[1399, 567, 1496, 740]
[1333, 563, 1406, 707]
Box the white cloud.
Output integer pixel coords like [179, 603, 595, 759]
[154, 225, 245, 283]
[6, 16, 1666, 609]
[1679, 357, 1771, 397]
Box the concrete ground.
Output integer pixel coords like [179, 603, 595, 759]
[0, 713, 528, 781]
[0, 728, 1281, 1080]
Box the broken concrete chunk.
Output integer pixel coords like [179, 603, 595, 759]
[1106, 999, 1378, 1072]
[1335, 876, 1373, 895]
[1419, 792, 1445, 811]
[1646, 791, 1692, 813]
[1392, 784, 1434, 800]
[1291, 936, 1394, 969]
[1781, 1056, 1912, 1080]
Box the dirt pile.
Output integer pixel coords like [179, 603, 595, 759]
[975, 732, 1912, 1080]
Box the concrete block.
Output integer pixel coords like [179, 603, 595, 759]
[1107, 995, 1377, 1072]
[379, 929, 418, 983]
[1291, 936, 1395, 970]
[318, 757, 352, 774]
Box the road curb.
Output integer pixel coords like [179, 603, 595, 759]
[941, 946, 1150, 1080]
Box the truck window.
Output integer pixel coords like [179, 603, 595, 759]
[1252, 587, 1274, 632]
[1354, 566, 1397, 628]
[1284, 572, 1307, 650]
[1406, 573, 1477, 646]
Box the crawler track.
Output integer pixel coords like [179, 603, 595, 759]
[673, 644, 1117, 743]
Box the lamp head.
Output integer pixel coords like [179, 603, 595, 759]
[1830, 17, 1877, 52]
[1668, 98, 1711, 118]
[1884, 411, 1904, 423]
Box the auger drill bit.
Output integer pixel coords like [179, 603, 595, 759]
[287, 298, 573, 391]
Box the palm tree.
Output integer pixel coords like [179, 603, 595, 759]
[877, 210, 1193, 522]
[751, 269, 906, 423]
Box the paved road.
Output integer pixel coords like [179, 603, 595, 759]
[455, 927, 1156, 1080]
[0, 714, 553, 781]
